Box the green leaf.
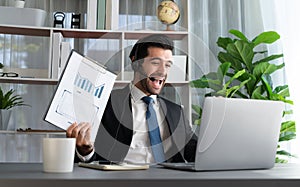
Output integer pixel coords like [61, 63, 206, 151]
[224, 69, 246, 88]
[279, 120, 296, 142]
[251, 91, 267, 100]
[217, 62, 231, 82]
[192, 104, 202, 115]
[228, 77, 251, 98]
[281, 120, 296, 133]
[276, 150, 294, 157]
[275, 157, 288, 163]
[229, 29, 249, 41]
[274, 85, 290, 98]
[0, 88, 30, 109]
[190, 72, 224, 91]
[254, 54, 284, 65]
[216, 89, 227, 97]
[216, 37, 233, 50]
[279, 131, 296, 141]
[252, 31, 280, 47]
[227, 40, 254, 71]
[193, 119, 201, 126]
[253, 62, 285, 79]
[261, 75, 275, 99]
[283, 110, 293, 116]
[217, 52, 243, 70]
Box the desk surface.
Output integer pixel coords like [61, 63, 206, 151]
[1, 163, 300, 187]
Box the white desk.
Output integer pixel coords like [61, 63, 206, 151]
[1, 163, 300, 187]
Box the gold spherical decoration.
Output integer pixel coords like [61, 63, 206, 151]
[157, 0, 180, 30]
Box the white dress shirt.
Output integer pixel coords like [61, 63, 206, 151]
[124, 84, 171, 164]
[76, 84, 171, 163]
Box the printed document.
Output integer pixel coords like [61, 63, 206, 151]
[44, 50, 117, 142]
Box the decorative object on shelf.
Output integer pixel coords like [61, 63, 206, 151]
[0, 62, 18, 78]
[190, 29, 296, 163]
[0, 109, 12, 130]
[0, 87, 29, 130]
[157, 0, 180, 31]
[14, 0, 25, 8]
[0, 64, 18, 78]
[71, 13, 81, 29]
[0, 72, 19, 77]
[53, 12, 65, 28]
[0, 6, 47, 27]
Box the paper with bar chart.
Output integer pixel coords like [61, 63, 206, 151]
[44, 50, 117, 142]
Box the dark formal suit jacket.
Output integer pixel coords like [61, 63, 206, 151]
[75, 84, 197, 163]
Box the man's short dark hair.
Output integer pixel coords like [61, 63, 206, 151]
[129, 34, 174, 63]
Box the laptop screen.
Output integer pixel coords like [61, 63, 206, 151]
[195, 97, 284, 171]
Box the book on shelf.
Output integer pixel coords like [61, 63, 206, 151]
[59, 41, 72, 77]
[97, 0, 106, 30]
[51, 32, 63, 79]
[87, 0, 98, 30]
[105, 0, 119, 30]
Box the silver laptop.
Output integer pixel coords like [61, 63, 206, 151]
[160, 97, 284, 171]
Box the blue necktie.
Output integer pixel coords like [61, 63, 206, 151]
[142, 96, 165, 163]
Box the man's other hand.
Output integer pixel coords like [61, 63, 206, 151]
[66, 122, 94, 156]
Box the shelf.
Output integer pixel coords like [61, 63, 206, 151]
[0, 24, 188, 40]
[53, 28, 122, 39]
[124, 30, 188, 40]
[0, 24, 51, 37]
[0, 130, 66, 135]
[0, 77, 58, 85]
[0, 24, 123, 39]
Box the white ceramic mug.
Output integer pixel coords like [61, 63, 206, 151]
[43, 138, 76, 173]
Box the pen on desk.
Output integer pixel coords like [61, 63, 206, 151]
[20, 76, 35, 78]
[97, 160, 122, 165]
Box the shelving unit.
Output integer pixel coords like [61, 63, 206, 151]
[0, 24, 188, 82]
[0, 0, 193, 162]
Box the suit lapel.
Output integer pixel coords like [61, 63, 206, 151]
[158, 97, 186, 162]
[109, 85, 134, 142]
[158, 97, 177, 134]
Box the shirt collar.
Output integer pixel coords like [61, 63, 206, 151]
[130, 83, 157, 104]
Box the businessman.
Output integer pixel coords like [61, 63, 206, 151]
[67, 34, 197, 164]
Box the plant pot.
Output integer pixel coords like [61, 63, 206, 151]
[0, 110, 12, 130]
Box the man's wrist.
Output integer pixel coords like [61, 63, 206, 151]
[76, 147, 95, 162]
[77, 144, 94, 156]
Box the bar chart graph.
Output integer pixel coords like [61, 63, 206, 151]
[74, 73, 105, 99]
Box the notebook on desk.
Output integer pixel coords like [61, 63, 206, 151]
[160, 97, 284, 171]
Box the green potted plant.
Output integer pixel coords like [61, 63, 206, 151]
[0, 87, 29, 130]
[190, 29, 296, 163]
